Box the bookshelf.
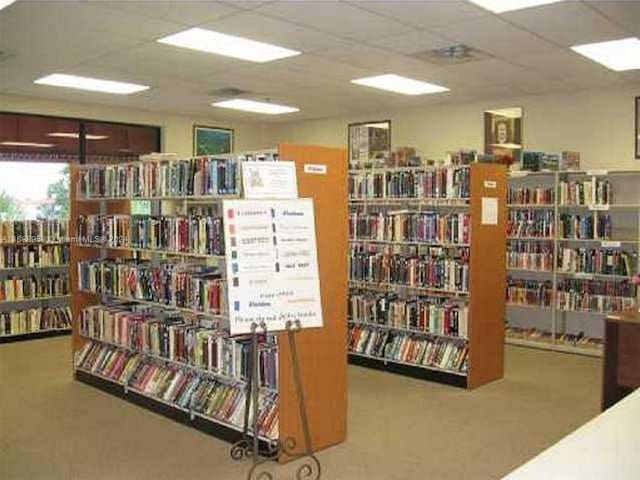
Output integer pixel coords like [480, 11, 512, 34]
[506, 169, 640, 357]
[0, 222, 71, 343]
[69, 145, 348, 460]
[347, 162, 507, 389]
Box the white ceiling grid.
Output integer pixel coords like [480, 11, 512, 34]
[0, 0, 638, 122]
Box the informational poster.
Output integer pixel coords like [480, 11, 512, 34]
[481, 197, 498, 225]
[241, 161, 298, 199]
[223, 198, 323, 335]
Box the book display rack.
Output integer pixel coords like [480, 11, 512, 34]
[348, 160, 507, 389]
[0, 220, 71, 343]
[507, 169, 640, 357]
[70, 144, 347, 461]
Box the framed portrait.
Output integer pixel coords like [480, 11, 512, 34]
[484, 107, 523, 166]
[636, 97, 639, 160]
[348, 120, 391, 169]
[193, 125, 233, 156]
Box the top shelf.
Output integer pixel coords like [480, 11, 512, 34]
[349, 164, 471, 174]
[76, 194, 240, 202]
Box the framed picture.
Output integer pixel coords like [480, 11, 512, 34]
[484, 107, 523, 166]
[348, 120, 390, 169]
[193, 125, 233, 156]
[635, 97, 639, 160]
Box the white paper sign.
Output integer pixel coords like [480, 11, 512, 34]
[223, 199, 323, 335]
[481, 197, 499, 225]
[242, 161, 298, 199]
[304, 164, 327, 175]
[589, 204, 610, 211]
[601, 241, 621, 248]
[484, 180, 497, 189]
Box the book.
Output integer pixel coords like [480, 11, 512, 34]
[0, 272, 69, 302]
[0, 306, 71, 336]
[0, 219, 69, 245]
[0, 244, 69, 269]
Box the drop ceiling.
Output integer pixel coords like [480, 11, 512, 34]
[0, 0, 639, 122]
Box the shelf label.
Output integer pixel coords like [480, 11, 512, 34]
[223, 199, 322, 335]
[131, 200, 151, 216]
[304, 163, 327, 175]
[509, 171, 529, 178]
[586, 169, 608, 176]
[601, 241, 621, 248]
[589, 204, 610, 211]
[573, 272, 594, 280]
[484, 180, 497, 189]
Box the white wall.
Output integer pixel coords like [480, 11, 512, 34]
[0, 94, 277, 156]
[268, 83, 640, 170]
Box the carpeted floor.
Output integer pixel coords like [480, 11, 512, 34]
[0, 337, 601, 480]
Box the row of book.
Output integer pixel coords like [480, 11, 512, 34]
[80, 303, 277, 389]
[507, 278, 637, 311]
[557, 248, 635, 277]
[78, 157, 239, 199]
[348, 323, 469, 374]
[558, 214, 612, 240]
[508, 211, 555, 238]
[77, 259, 226, 315]
[556, 279, 637, 313]
[507, 241, 553, 271]
[0, 244, 70, 269]
[348, 290, 469, 338]
[75, 341, 278, 439]
[349, 248, 470, 293]
[507, 279, 553, 307]
[0, 273, 69, 302]
[508, 187, 554, 205]
[76, 214, 225, 255]
[0, 219, 69, 245]
[349, 211, 470, 245]
[505, 326, 602, 351]
[348, 167, 470, 200]
[0, 306, 71, 336]
[558, 179, 612, 206]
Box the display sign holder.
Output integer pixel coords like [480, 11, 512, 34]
[231, 320, 321, 480]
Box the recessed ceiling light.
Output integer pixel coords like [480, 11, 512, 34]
[571, 37, 640, 72]
[468, 0, 564, 13]
[212, 99, 299, 115]
[34, 74, 149, 94]
[47, 132, 109, 140]
[158, 28, 300, 63]
[0, 0, 16, 12]
[1, 141, 55, 148]
[351, 74, 449, 95]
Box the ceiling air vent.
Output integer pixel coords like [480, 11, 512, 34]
[412, 44, 491, 65]
[209, 87, 252, 97]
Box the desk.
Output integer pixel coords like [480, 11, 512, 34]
[503, 388, 640, 480]
[602, 309, 640, 411]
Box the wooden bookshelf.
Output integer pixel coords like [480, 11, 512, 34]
[506, 169, 640, 357]
[347, 163, 507, 389]
[69, 145, 348, 460]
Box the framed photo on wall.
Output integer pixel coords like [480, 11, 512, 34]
[484, 107, 523, 166]
[636, 97, 639, 159]
[193, 125, 233, 156]
[348, 120, 391, 169]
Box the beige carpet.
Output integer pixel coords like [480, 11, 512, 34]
[0, 337, 601, 480]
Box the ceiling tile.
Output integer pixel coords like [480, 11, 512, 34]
[347, 0, 488, 29]
[254, 0, 412, 41]
[366, 30, 454, 55]
[586, 1, 640, 36]
[431, 15, 558, 57]
[503, 2, 630, 47]
[201, 11, 349, 52]
[87, 1, 241, 26]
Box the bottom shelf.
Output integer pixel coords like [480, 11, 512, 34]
[505, 336, 603, 358]
[0, 328, 71, 344]
[74, 369, 274, 451]
[347, 353, 468, 388]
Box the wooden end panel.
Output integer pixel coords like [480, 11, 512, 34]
[276, 144, 348, 459]
[468, 164, 507, 389]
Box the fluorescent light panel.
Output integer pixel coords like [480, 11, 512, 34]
[212, 99, 299, 115]
[351, 74, 449, 95]
[1, 141, 54, 148]
[34, 74, 149, 94]
[158, 28, 300, 63]
[571, 37, 640, 72]
[48, 132, 109, 140]
[468, 0, 564, 13]
[0, 0, 16, 12]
